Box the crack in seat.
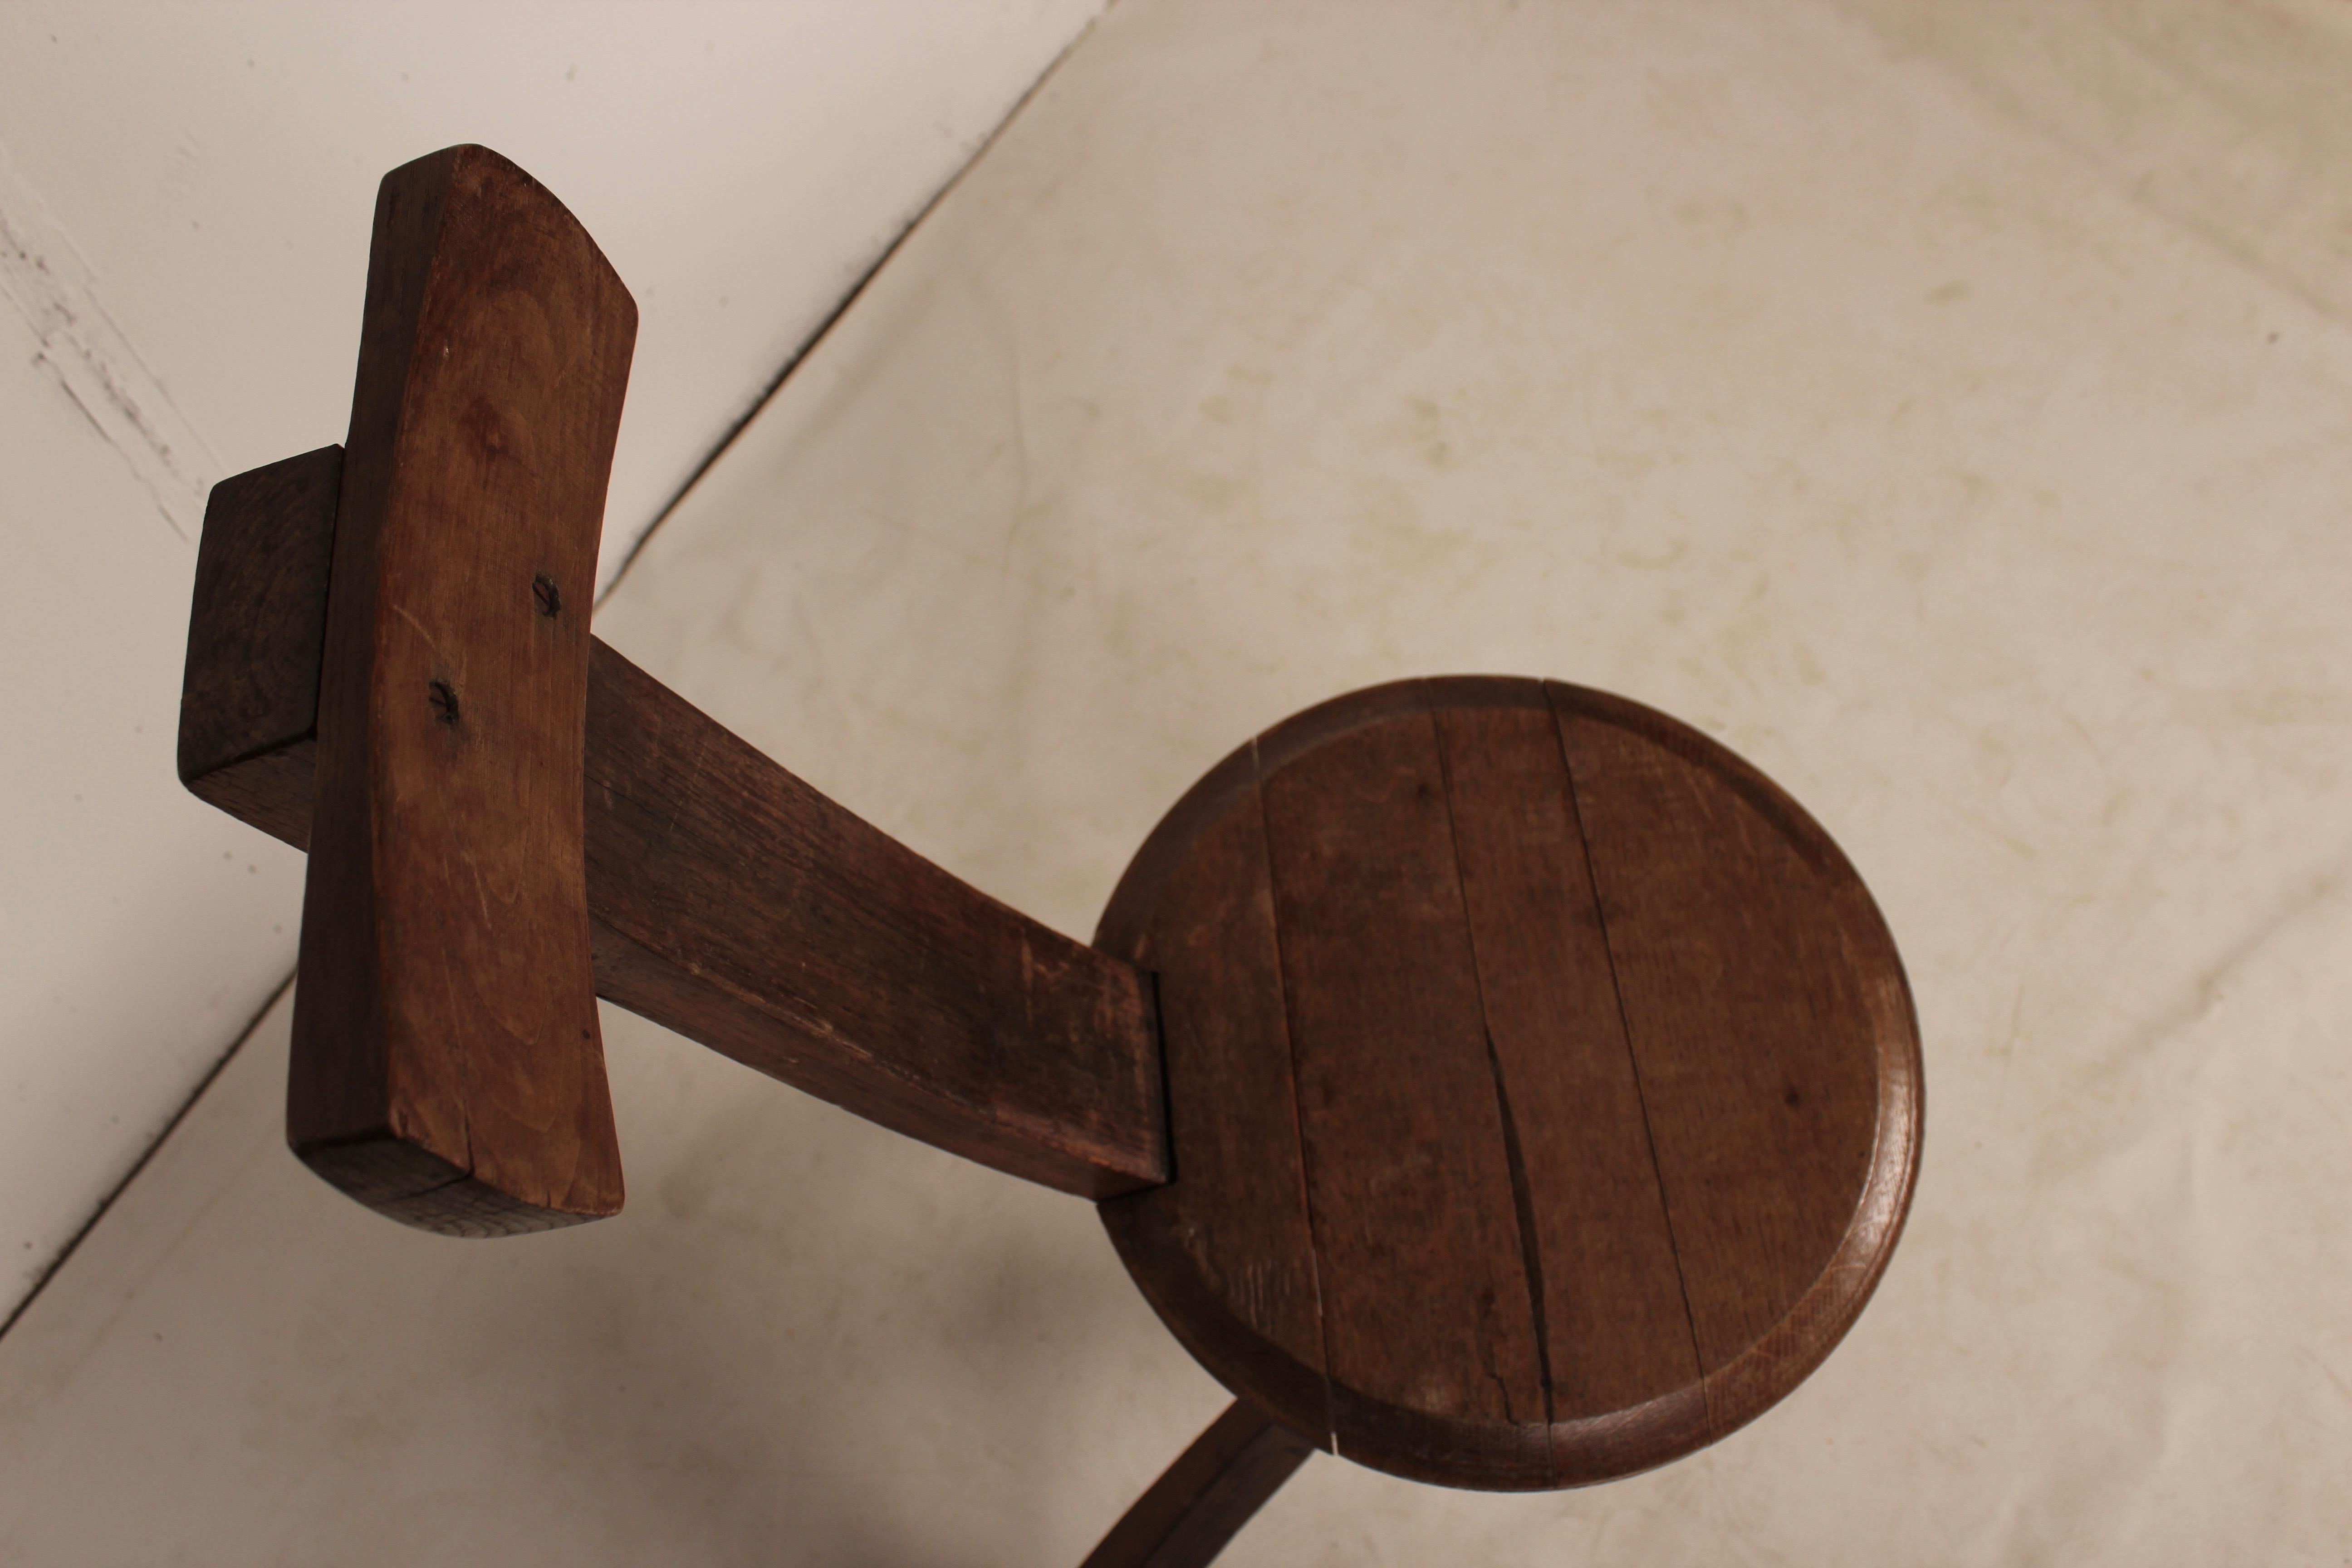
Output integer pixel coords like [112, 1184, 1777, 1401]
[1096, 676, 1922, 1490]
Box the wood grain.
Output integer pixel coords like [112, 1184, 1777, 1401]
[1077, 1400, 1314, 1568]
[1429, 679, 1705, 1474]
[1098, 678, 1919, 1490]
[1259, 702, 1549, 1484]
[1098, 741, 1329, 1442]
[182, 482, 1166, 1202]
[1549, 681, 1920, 1442]
[178, 139, 1909, 1472]
[289, 144, 634, 1235]
[178, 445, 342, 849]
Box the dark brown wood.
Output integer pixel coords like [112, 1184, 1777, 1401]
[1097, 678, 1920, 1490]
[1430, 679, 1708, 1481]
[178, 142, 1918, 1530]
[181, 492, 1165, 1200]
[582, 641, 1163, 1199]
[1099, 744, 1330, 1443]
[1078, 1401, 1314, 1568]
[178, 445, 342, 848]
[289, 144, 634, 1235]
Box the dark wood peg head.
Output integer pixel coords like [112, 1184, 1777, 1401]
[284, 145, 638, 1235]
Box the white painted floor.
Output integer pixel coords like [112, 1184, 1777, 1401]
[7, 1, 2352, 1561]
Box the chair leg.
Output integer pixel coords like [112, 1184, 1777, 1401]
[1078, 1400, 1316, 1568]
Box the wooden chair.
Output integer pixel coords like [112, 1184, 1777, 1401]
[177, 146, 1922, 1566]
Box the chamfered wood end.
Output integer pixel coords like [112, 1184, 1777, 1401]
[1097, 676, 1921, 1490]
[294, 1128, 620, 1238]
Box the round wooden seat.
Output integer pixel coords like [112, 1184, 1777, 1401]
[1096, 677, 1921, 1491]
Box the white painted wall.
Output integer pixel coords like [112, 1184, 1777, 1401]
[0, 0, 1105, 1318]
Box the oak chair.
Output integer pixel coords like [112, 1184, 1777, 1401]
[178, 145, 1922, 1566]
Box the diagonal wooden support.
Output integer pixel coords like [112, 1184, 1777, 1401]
[179, 147, 1165, 1235]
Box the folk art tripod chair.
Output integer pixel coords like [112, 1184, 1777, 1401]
[176, 146, 1922, 1565]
